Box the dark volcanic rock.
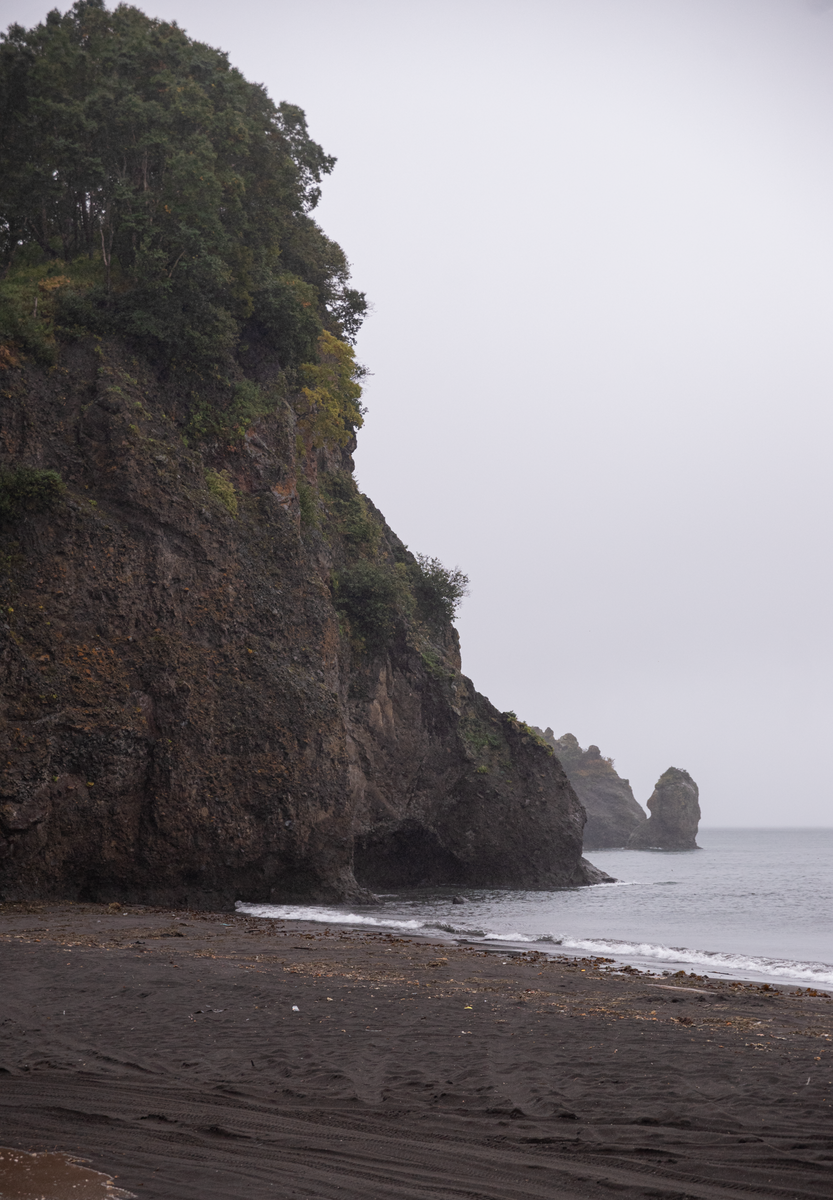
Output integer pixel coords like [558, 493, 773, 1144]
[0, 341, 605, 905]
[533, 730, 647, 850]
[627, 767, 701, 850]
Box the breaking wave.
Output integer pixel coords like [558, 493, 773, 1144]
[235, 902, 833, 989]
[237, 904, 427, 931]
[551, 935, 833, 988]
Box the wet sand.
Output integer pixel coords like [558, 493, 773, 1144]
[1, 902, 831, 1199]
[0, 1145, 133, 1198]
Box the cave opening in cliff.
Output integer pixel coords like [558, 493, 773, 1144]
[353, 821, 465, 890]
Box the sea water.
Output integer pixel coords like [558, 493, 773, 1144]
[238, 828, 833, 990]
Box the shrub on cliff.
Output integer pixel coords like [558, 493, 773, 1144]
[0, 0, 366, 370]
[204, 468, 238, 517]
[333, 550, 469, 655]
[334, 561, 412, 652]
[320, 471, 380, 552]
[0, 466, 64, 520]
[188, 379, 273, 443]
[411, 554, 469, 626]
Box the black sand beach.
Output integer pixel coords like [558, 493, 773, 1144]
[1, 903, 831, 1199]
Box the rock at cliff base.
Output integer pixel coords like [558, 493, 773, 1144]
[627, 767, 701, 851]
[570, 856, 616, 886]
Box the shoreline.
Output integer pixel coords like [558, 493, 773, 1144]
[236, 898, 833, 994]
[1, 901, 831, 1199]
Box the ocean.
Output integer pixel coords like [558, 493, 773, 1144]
[238, 828, 833, 991]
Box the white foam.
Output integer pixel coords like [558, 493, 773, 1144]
[554, 935, 833, 987]
[237, 903, 426, 930]
[236, 901, 833, 989]
[237, 902, 538, 941]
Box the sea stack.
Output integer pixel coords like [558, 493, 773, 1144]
[627, 767, 701, 850]
[533, 730, 648, 849]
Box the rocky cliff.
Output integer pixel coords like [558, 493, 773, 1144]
[627, 767, 701, 851]
[0, 342, 607, 906]
[532, 730, 648, 849]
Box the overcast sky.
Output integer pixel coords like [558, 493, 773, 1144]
[6, 0, 833, 827]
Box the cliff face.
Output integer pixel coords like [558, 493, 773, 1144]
[0, 342, 604, 905]
[627, 767, 701, 851]
[533, 730, 647, 850]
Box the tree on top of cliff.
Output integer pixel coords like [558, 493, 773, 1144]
[0, 0, 366, 367]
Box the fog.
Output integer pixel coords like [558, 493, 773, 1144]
[6, 0, 832, 826]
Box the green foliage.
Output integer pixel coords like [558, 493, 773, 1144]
[0, 255, 93, 364]
[333, 561, 411, 652]
[296, 479, 318, 528]
[204, 467, 237, 516]
[0, 465, 64, 520]
[410, 554, 469, 625]
[0, 1, 366, 367]
[188, 378, 273, 444]
[296, 331, 365, 448]
[250, 273, 322, 368]
[462, 719, 502, 754]
[419, 647, 454, 680]
[321, 470, 379, 552]
[328, 518, 468, 655]
[278, 215, 367, 342]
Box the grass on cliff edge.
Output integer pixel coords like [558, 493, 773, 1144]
[0, 254, 103, 366]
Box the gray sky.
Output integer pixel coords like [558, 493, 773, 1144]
[5, 0, 832, 827]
